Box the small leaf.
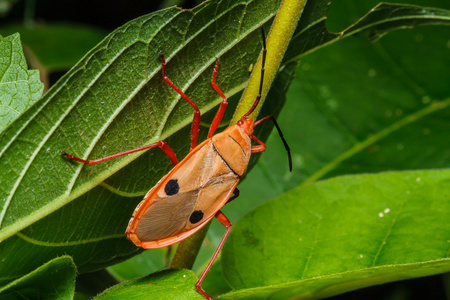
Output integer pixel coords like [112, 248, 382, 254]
[0, 33, 44, 131]
[95, 269, 204, 300]
[0, 255, 76, 299]
[220, 170, 450, 299]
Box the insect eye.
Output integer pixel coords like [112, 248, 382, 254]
[237, 120, 243, 125]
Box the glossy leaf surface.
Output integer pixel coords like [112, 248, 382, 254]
[95, 269, 203, 300]
[220, 170, 450, 299]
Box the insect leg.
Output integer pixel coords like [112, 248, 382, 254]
[61, 141, 178, 166]
[196, 210, 231, 300]
[249, 135, 266, 153]
[226, 187, 240, 204]
[208, 58, 228, 138]
[159, 52, 200, 151]
[254, 115, 292, 171]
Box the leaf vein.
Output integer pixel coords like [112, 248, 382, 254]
[16, 231, 124, 247]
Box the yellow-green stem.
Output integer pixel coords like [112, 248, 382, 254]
[231, 0, 307, 124]
[170, 223, 210, 270]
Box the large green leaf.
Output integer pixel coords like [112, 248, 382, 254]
[0, 0, 284, 242]
[0, 33, 43, 131]
[95, 269, 203, 300]
[220, 170, 450, 299]
[246, 0, 450, 199]
[0, 256, 76, 300]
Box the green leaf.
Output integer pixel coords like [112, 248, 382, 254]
[0, 0, 284, 241]
[95, 269, 204, 300]
[220, 170, 450, 299]
[0, 33, 44, 132]
[0, 255, 76, 300]
[251, 1, 450, 195]
[0, 185, 141, 285]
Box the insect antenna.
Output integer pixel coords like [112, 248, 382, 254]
[245, 26, 292, 172]
[243, 25, 266, 118]
[254, 116, 293, 172]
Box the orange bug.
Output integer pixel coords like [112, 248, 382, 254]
[62, 26, 291, 299]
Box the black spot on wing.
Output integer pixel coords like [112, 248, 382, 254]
[189, 210, 204, 224]
[165, 179, 179, 196]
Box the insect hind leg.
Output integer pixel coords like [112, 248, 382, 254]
[61, 141, 178, 166]
[159, 52, 200, 151]
[195, 210, 231, 300]
[208, 58, 228, 138]
[226, 187, 240, 204]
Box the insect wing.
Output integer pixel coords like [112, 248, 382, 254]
[134, 190, 199, 241]
[127, 139, 240, 247]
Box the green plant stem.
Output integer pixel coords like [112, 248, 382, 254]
[231, 0, 307, 123]
[170, 0, 307, 272]
[169, 223, 210, 270]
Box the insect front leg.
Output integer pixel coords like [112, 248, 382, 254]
[62, 141, 179, 166]
[195, 210, 232, 300]
[208, 58, 228, 138]
[159, 52, 200, 151]
[250, 135, 266, 153]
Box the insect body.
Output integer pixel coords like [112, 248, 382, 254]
[126, 121, 252, 249]
[62, 26, 291, 299]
